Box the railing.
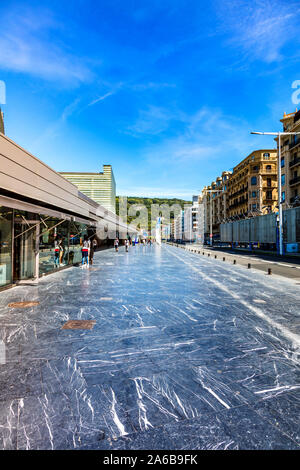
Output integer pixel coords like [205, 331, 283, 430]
[289, 139, 300, 150]
[289, 175, 300, 186]
[289, 156, 300, 168]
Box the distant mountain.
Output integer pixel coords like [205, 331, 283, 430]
[116, 196, 192, 230]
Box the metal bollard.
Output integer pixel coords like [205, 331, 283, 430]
[208, 253, 210, 257]
[268, 268, 272, 275]
[248, 263, 251, 269]
[223, 257, 225, 261]
[233, 259, 236, 264]
[215, 255, 217, 259]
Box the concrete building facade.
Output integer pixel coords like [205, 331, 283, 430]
[279, 110, 300, 210]
[60, 165, 116, 214]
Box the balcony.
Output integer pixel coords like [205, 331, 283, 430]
[289, 156, 300, 168]
[289, 139, 300, 150]
[290, 196, 300, 204]
[261, 168, 274, 174]
[289, 175, 300, 186]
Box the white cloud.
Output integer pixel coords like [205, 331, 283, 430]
[0, 8, 93, 84]
[31, 98, 81, 151]
[132, 106, 257, 168]
[88, 91, 115, 107]
[126, 105, 181, 136]
[216, 0, 300, 63]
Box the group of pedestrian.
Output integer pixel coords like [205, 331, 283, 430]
[81, 235, 98, 268]
[114, 237, 129, 252]
[113, 237, 153, 253]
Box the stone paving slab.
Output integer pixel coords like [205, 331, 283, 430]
[0, 244, 299, 450]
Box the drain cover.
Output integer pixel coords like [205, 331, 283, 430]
[62, 320, 96, 330]
[8, 301, 40, 308]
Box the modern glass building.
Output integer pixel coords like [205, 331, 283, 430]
[60, 165, 116, 214]
[0, 133, 136, 290]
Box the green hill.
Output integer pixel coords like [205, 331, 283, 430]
[116, 196, 192, 231]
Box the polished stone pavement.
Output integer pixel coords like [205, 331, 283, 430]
[0, 244, 299, 450]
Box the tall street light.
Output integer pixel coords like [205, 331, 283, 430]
[251, 130, 300, 255]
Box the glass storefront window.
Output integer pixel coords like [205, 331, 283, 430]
[0, 206, 13, 287]
[69, 221, 88, 265]
[39, 217, 70, 275]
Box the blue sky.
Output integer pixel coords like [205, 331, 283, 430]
[0, 0, 299, 199]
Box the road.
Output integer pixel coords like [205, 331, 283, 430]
[0, 243, 299, 449]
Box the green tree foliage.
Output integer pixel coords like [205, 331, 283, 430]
[116, 196, 191, 231]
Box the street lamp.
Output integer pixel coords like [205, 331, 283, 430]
[251, 130, 300, 255]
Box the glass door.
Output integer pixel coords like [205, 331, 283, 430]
[13, 219, 36, 281]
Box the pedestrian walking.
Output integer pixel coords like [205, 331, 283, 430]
[81, 234, 90, 268]
[125, 238, 129, 252]
[54, 237, 60, 267]
[114, 238, 119, 252]
[89, 237, 97, 265]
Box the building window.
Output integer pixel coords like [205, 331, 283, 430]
[281, 157, 285, 167]
[252, 191, 256, 198]
[263, 153, 270, 159]
[281, 174, 285, 186]
[251, 176, 257, 185]
[252, 204, 257, 210]
[282, 191, 285, 202]
[267, 178, 271, 187]
[266, 165, 272, 171]
[266, 190, 272, 199]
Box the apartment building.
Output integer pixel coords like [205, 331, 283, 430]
[227, 150, 278, 219]
[279, 110, 300, 210]
[197, 171, 231, 242]
[174, 210, 184, 241]
[211, 171, 231, 234]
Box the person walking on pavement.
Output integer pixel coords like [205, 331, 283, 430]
[81, 234, 90, 268]
[114, 237, 119, 252]
[125, 238, 129, 252]
[89, 237, 97, 265]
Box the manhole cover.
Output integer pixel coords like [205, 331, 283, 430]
[100, 297, 113, 301]
[8, 301, 40, 308]
[62, 320, 96, 330]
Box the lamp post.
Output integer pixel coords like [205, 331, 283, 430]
[251, 131, 300, 255]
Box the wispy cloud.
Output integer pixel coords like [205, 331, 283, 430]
[31, 98, 81, 151]
[216, 0, 300, 64]
[88, 91, 116, 107]
[0, 7, 93, 84]
[126, 105, 257, 167]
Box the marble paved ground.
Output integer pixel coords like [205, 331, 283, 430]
[0, 244, 299, 450]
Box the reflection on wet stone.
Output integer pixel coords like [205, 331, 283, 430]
[0, 245, 299, 449]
